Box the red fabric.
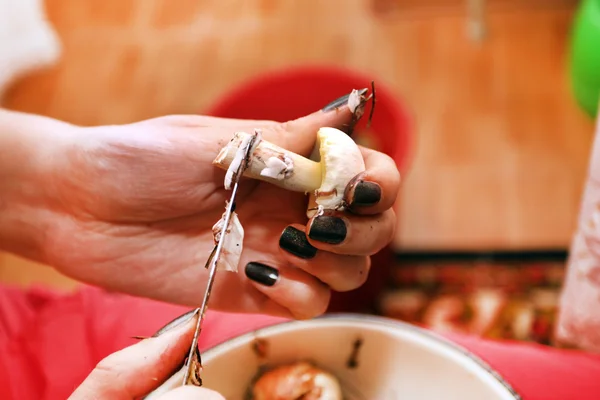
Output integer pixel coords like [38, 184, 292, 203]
[0, 284, 285, 400]
[442, 332, 600, 400]
[1, 284, 600, 400]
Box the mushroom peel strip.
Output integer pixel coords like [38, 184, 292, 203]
[212, 127, 366, 217]
[210, 129, 261, 274]
[211, 202, 244, 273]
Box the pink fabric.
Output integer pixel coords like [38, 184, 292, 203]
[443, 332, 600, 400]
[1, 284, 600, 400]
[0, 284, 285, 400]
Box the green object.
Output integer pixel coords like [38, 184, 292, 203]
[570, 0, 600, 118]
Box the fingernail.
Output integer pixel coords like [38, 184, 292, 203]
[152, 309, 199, 337]
[279, 226, 318, 259]
[351, 181, 382, 207]
[308, 216, 347, 244]
[245, 262, 279, 287]
[322, 88, 368, 112]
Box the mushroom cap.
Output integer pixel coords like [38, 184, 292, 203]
[251, 361, 344, 400]
[309, 127, 366, 214]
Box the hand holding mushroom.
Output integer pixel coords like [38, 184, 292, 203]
[0, 88, 400, 320]
[206, 88, 401, 319]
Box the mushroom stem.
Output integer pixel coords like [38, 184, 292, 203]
[213, 131, 322, 193]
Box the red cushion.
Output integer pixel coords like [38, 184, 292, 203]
[443, 332, 600, 399]
[1, 284, 599, 400]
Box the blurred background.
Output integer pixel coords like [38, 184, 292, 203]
[1, 0, 599, 347]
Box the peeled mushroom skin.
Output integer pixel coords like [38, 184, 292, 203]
[211, 206, 244, 273]
[249, 361, 343, 400]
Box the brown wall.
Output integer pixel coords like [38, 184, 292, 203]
[0, 0, 595, 289]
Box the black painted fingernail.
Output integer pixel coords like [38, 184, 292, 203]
[322, 88, 368, 112]
[245, 262, 279, 287]
[352, 181, 381, 207]
[279, 226, 317, 259]
[308, 216, 347, 244]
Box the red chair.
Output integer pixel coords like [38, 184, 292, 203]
[204, 65, 414, 313]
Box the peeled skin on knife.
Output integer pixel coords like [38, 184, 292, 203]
[212, 127, 366, 217]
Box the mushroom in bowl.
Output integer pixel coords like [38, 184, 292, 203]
[197, 314, 521, 400]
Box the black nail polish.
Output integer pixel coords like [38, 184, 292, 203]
[279, 226, 317, 259]
[352, 181, 381, 207]
[309, 216, 347, 244]
[322, 88, 368, 112]
[245, 262, 279, 287]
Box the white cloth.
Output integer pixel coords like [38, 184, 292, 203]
[556, 105, 600, 352]
[0, 0, 61, 100]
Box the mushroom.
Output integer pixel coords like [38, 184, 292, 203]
[249, 361, 343, 400]
[212, 126, 366, 218]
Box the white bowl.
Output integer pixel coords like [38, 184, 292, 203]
[200, 314, 521, 400]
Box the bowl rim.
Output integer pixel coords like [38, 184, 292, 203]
[202, 313, 522, 399]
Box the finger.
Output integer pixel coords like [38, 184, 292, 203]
[242, 259, 331, 320]
[286, 88, 369, 134]
[258, 87, 372, 157]
[139, 114, 280, 130]
[305, 209, 396, 256]
[157, 386, 225, 400]
[278, 225, 371, 292]
[344, 146, 402, 215]
[69, 311, 199, 400]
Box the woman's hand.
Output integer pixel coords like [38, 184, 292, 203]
[69, 311, 224, 400]
[0, 89, 401, 319]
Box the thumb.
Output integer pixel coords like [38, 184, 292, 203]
[157, 386, 225, 400]
[69, 310, 200, 400]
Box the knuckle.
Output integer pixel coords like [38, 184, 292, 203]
[262, 122, 292, 149]
[272, 121, 291, 139]
[95, 354, 119, 374]
[279, 120, 292, 133]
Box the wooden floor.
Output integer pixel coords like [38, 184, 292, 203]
[0, 0, 595, 290]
